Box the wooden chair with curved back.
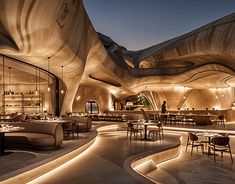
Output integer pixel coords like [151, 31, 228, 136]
[62, 120, 78, 139]
[209, 136, 233, 162]
[214, 115, 225, 127]
[126, 121, 143, 140]
[186, 132, 204, 155]
[140, 109, 149, 121]
[148, 122, 164, 140]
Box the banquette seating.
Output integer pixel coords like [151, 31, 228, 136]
[1, 121, 63, 150]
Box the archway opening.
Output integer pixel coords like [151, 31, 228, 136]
[85, 100, 99, 114]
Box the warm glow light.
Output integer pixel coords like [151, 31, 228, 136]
[213, 105, 221, 110]
[215, 96, 218, 99]
[109, 88, 117, 95]
[26, 137, 99, 184]
[61, 89, 64, 94]
[76, 96, 80, 100]
[126, 101, 134, 106]
[162, 126, 235, 134]
[47, 87, 51, 92]
[27, 126, 116, 184]
[35, 90, 38, 95]
[183, 96, 186, 99]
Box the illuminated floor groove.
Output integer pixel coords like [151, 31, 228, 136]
[28, 122, 181, 184]
[3, 122, 235, 184]
[153, 149, 235, 184]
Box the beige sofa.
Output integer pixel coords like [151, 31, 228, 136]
[2, 122, 63, 150]
[62, 116, 92, 132]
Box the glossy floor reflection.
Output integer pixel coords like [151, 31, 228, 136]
[147, 146, 235, 184]
[28, 123, 180, 184]
[26, 122, 235, 184]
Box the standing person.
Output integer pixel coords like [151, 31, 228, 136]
[161, 101, 167, 124]
[161, 101, 167, 114]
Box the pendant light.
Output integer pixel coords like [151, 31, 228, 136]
[47, 57, 51, 92]
[221, 87, 225, 97]
[183, 86, 186, 99]
[215, 88, 218, 99]
[35, 68, 38, 95]
[60, 66, 64, 94]
[2, 56, 5, 115]
[8, 67, 12, 95]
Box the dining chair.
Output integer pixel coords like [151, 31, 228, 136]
[214, 115, 225, 127]
[186, 132, 204, 155]
[209, 136, 233, 163]
[140, 109, 149, 121]
[148, 122, 164, 140]
[126, 122, 143, 140]
[140, 109, 158, 123]
[62, 120, 78, 139]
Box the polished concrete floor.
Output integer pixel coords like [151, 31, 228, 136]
[0, 130, 97, 180]
[28, 123, 180, 184]
[1, 122, 235, 184]
[150, 149, 235, 184]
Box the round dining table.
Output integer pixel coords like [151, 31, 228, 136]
[132, 121, 156, 140]
[196, 132, 222, 155]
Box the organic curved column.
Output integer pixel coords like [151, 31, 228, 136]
[60, 74, 83, 116]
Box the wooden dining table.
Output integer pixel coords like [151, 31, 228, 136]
[196, 132, 222, 155]
[132, 121, 156, 140]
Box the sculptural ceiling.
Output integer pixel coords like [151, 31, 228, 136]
[0, 0, 235, 113]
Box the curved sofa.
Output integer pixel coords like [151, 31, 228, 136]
[2, 122, 63, 150]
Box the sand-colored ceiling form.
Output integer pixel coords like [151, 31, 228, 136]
[0, 0, 235, 113]
[0, 0, 99, 114]
[83, 13, 235, 111]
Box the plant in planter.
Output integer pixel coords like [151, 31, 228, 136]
[66, 111, 72, 116]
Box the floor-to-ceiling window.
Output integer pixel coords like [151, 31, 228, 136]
[0, 55, 58, 115]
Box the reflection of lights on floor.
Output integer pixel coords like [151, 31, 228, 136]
[98, 125, 120, 131]
[27, 136, 101, 184]
[163, 126, 235, 135]
[27, 125, 124, 184]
